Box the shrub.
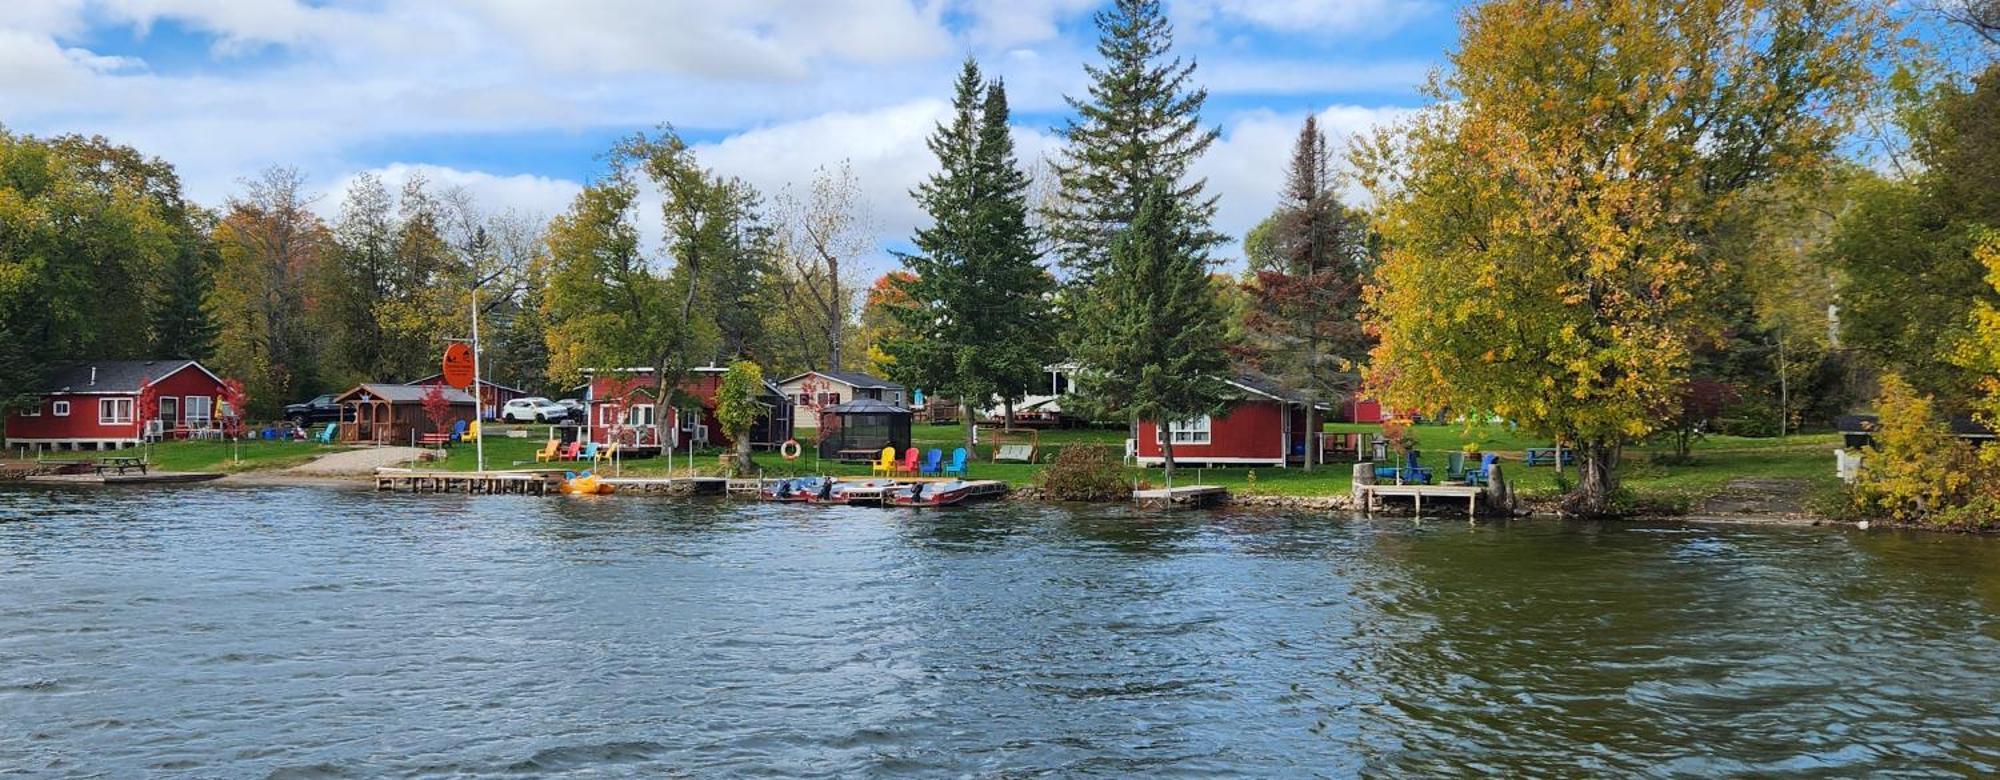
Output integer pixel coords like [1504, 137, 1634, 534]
[1851, 374, 2000, 527]
[1036, 445, 1132, 501]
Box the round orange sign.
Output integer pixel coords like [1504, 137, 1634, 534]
[442, 343, 475, 389]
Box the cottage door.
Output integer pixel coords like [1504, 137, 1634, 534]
[158, 397, 179, 431]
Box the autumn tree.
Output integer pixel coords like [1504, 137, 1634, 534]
[1240, 116, 1374, 469]
[767, 163, 870, 373]
[1078, 181, 1231, 481]
[419, 381, 453, 437]
[211, 167, 332, 417]
[1355, 0, 1887, 514]
[714, 359, 766, 475]
[887, 60, 1055, 449]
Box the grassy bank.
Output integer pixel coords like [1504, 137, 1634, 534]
[9, 439, 346, 473]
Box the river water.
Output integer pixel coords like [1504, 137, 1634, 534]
[4, 485, 2000, 777]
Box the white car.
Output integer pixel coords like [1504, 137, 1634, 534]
[500, 397, 568, 423]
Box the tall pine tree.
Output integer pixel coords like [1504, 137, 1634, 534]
[1045, 0, 1222, 284]
[1079, 180, 1230, 481]
[1242, 116, 1373, 470]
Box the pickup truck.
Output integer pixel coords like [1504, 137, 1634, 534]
[283, 394, 342, 427]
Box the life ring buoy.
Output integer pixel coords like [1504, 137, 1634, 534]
[780, 439, 802, 460]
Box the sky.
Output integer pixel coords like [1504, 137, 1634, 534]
[0, 0, 1463, 273]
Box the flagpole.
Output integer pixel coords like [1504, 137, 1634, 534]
[471, 280, 485, 473]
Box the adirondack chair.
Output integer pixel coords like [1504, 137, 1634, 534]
[560, 440, 583, 460]
[900, 447, 920, 476]
[448, 419, 469, 443]
[870, 446, 898, 477]
[1374, 451, 1432, 484]
[317, 423, 338, 444]
[1444, 451, 1468, 482]
[1465, 453, 1500, 486]
[944, 447, 968, 477]
[580, 441, 599, 462]
[594, 441, 619, 465]
[920, 448, 943, 476]
[533, 439, 559, 462]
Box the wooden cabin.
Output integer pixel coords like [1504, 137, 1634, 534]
[5, 360, 238, 451]
[579, 367, 793, 451]
[1134, 374, 1331, 468]
[774, 370, 905, 431]
[334, 383, 475, 445]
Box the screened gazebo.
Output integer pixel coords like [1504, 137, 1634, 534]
[817, 398, 912, 461]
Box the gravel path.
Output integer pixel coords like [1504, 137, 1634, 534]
[284, 446, 428, 476]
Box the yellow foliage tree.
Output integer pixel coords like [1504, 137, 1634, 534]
[1353, 0, 1886, 514]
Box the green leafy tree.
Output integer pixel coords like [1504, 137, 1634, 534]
[714, 359, 766, 475]
[209, 167, 331, 417]
[887, 60, 1055, 449]
[1355, 0, 1887, 515]
[1078, 181, 1231, 481]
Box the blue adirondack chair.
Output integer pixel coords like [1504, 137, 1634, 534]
[449, 419, 468, 442]
[1375, 451, 1432, 484]
[1465, 453, 1499, 486]
[318, 423, 338, 444]
[580, 441, 599, 461]
[920, 448, 943, 476]
[943, 447, 968, 477]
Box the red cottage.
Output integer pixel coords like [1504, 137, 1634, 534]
[1133, 374, 1328, 468]
[579, 367, 794, 452]
[4, 360, 238, 452]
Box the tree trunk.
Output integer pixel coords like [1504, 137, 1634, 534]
[963, 402, 976, 456]
[1304, 405, 1320, 472]
[1161, 432, 1176, 487]
[1003, 398, 1014, 432]
[1568, 440, 1620, 516]
[1776, 337, 1791, 438]
[733, 432, 754, 476]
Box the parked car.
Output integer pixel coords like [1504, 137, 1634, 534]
[556, 398, 588, 422]
[500, 397, 568, 423]
[284, 394, 341, 427]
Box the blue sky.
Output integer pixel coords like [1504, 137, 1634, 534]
[0, 0, 1463, 269]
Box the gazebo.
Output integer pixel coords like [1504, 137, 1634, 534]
[335, 383, 475, 445]
[816, 398, 912, 460]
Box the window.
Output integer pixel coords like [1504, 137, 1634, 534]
[99, 398, 133, 425]
[22, 401, 40, 417]
[1161, 415, 1211, 445]
[185, 396, 213, 427]
[816, 392, 841, 406]
[52, 400, 70, 417]
[625, 405, 655, 427]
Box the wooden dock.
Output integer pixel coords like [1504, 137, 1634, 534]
[597, 476, 728, 495]
[1356, 483, 1486, 516]
[374, 470, 560, 494]
[1132, 485, 1229, 508]
[26, 471, 225, 486]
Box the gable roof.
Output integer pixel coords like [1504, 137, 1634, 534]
[776, 369, 903, 391]
[36, 360, 222, 395]
[334, 383, 475, 404]
[404, 374, 525, 394]
[824, 398, 910, 414]
[1224, 372, 1329, 409]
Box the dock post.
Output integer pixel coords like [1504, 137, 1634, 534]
[1352, 463, 1374, 516]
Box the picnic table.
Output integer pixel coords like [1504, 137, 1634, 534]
[96, 456, 148, 475]
[1524, 447, 1575, 467]
[836, 448, 882, 463]
[417, 432, 453, 447]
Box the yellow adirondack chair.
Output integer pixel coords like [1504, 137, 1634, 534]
[533, 439, 559, 462]
[594, 441, 619, 465]
[870, 446, 898, 477]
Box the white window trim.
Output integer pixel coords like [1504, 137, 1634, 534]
[625, 404, 655, 427]
[1161, 415, 1212, 445]
[185, 395, 213, 427]
[52, 400, 70, 417]
[99, 398, 133, 425]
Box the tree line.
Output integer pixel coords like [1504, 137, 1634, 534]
[3, 0, 1996, 516]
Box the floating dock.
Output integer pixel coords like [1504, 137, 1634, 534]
[374, 470, 560, 494]
[596, 476, 728, 495]
[26, 471, 225, 486]
[1132, 485, 1229, 508]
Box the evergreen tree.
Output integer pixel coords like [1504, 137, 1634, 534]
[1045, 0, 1222, 285]
[1241, 116, 1374, 469]
[886, 60, 1053, 449]
[150, 241, 220, 360]
[1078, 181, 1231, 481]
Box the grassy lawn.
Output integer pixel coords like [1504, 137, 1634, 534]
[17, 439, 352, 473]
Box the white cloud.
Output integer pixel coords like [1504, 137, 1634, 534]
[321, 163, 583, 225]
[1194, 104, 1416, 262]
[1174, 0, 1433, 36]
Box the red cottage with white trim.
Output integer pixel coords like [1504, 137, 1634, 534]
[1133, 374, 1328, 468]
[4, 360, 238, 452]
[579, 367, 793, 452]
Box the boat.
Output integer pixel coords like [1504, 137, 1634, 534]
[886, 480, 977, 507]
[804, 478, 897, 505]
[759, 476, 827, 502]
[560, 471, 615, 495]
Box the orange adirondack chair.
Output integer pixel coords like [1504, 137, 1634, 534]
[533, 439, 560, 462]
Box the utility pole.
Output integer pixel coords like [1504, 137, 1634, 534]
[470, 281, 485, 473]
